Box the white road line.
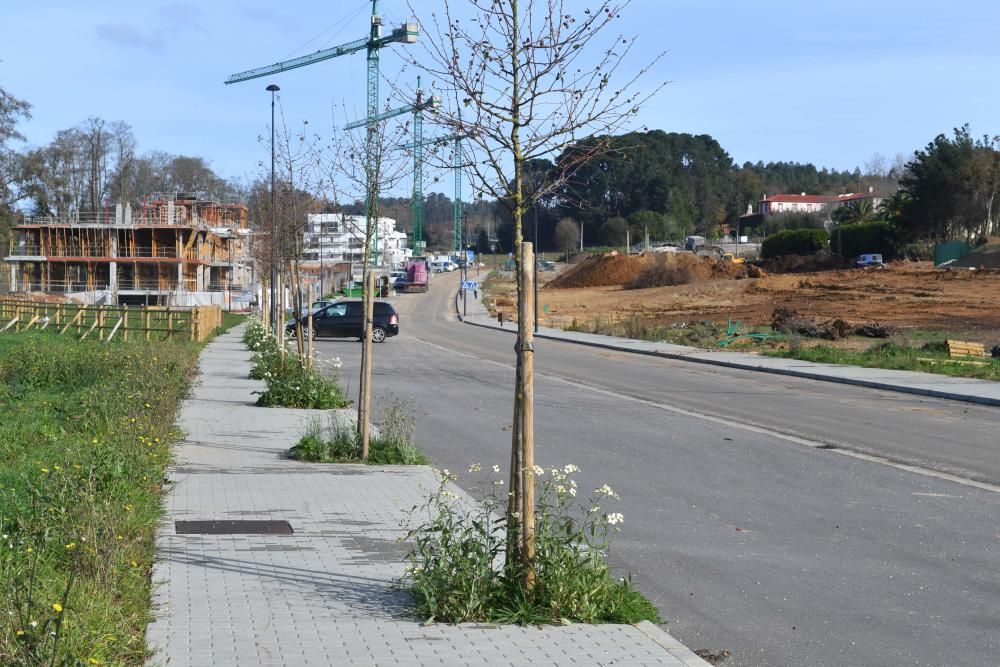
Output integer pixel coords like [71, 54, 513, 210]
[412, 334, 1000, 495]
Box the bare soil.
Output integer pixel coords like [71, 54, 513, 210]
[522, 255, 1000, 345]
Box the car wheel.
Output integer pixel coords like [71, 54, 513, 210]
[371, 326, 387, 343]
[309, 324, 318, 339]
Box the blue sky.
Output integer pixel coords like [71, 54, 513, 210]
[3, 0, 999, 194]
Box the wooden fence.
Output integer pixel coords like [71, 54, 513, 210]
[0, 298, 221, 342]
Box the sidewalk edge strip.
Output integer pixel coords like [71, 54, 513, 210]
[633, 621, 712, 666]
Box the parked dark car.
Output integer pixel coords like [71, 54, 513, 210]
[287, 300, 399, 342]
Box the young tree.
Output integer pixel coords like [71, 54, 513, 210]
[416, 0, 663, 585]
[319, 101, 413, 458]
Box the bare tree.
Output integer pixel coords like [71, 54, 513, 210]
[319, 101, 413, 457]
[414, 0, 663, 586]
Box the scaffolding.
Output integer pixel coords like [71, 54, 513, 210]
[5, 197, 254, 307]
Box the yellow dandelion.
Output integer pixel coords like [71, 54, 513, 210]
[52, 603, 63, 613]
[130, 560, 139, 567]
[40, 468, 50, 474]
[65, 542, 76, 551]
[15, 629, 24, 636]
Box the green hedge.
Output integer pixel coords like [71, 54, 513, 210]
[831, 221, 898, 259]
[761, 228, 829, 258]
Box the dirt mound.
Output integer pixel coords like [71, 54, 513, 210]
[759, 254, 850, 274]
[547, 252, 657, 289]
[625, 254, 762, 289]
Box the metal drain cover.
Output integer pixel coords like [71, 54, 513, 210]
[175, 520, 293, 535]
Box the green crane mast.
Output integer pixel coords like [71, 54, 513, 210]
[225, 1, 418, 265]
[345, 78, 438, 259]
[405, 132, 469, 254]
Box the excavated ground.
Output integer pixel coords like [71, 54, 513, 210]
[522, 255, 1000, 344]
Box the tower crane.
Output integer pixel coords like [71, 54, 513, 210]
[404, 131, 470, 254]
[225, 1, 418, 263]
[344, 78, 438, 261]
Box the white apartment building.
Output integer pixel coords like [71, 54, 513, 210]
[302, 213, 410, 267]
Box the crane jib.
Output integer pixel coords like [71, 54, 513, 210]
[223, 23, 418, 86]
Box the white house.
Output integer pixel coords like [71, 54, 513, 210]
[758, 189, 884, 218]
[302, 213, 409, 267]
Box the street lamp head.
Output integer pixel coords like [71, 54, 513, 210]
[266, 84, 280, 92]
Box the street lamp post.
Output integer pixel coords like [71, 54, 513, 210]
[267, 84, 280, 330]
[533, 204, 539, 333]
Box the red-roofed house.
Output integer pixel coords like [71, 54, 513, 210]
[757, 189, 883, 218]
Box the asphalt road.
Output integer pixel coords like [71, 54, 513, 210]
[316, 272, 1000, 666]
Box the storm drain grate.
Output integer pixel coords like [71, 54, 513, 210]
[175, 520, 293, 535]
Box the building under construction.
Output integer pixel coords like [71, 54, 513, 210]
[5, 196, 255, 307]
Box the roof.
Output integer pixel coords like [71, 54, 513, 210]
[762, 194, 832, 204]
[761, 192, 884, 205]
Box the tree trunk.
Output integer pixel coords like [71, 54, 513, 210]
[359, 270, 375, 459]
[519, 241, 536, 589]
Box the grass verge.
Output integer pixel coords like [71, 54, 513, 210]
[0, 330, 201, 665]
[766, 341, 1000, 381]
[288, 400, 428, 465]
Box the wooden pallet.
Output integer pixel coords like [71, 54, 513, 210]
[946, 339, 987, 358]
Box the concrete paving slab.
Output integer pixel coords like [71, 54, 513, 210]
[146, 327, 709, 666]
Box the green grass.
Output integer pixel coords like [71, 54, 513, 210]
[218, 311, 247, 334]
[565, 314, 757, 349]
[766, 341, 1000, 381]
[0, 330, 201, 665]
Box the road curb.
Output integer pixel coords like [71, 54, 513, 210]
[634, 621, 712, 666]
[460, 314, 1000, 408]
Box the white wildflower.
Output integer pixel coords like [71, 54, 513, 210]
[595, 484, 619, 499]
[606, 512, 624, 525]
[468, 463, 481, 473]
[563, 464, 579, 474]
[492, 464, 501, 474]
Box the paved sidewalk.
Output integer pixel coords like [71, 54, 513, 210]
[146, 327, 709, 666]
[459, 287, 1000, 407]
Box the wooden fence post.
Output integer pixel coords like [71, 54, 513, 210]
[123, 305, 129, 342]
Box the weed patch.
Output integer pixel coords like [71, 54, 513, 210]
[289, 400, 428, 465]
[403, 466, 661, 625]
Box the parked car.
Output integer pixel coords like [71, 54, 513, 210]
[856, 253, 885, 268]
[287, 300, 399, 342]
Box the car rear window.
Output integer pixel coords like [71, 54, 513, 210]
[373, 303, 395, 315]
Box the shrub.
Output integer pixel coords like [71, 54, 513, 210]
[244, 317, 349, 409]
[403, 465, 661, 625]
[255, 362, 349, 409]
[761, 228, 829, 259]
[831, 220, 899, 259]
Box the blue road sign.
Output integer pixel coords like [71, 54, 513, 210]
[461, 281, 478, 290]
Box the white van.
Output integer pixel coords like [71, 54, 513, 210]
[856, 253, 884, 268]
[430, 260, 453, 273]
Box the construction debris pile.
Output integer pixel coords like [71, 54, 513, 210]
[771, 307, 897, 340]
